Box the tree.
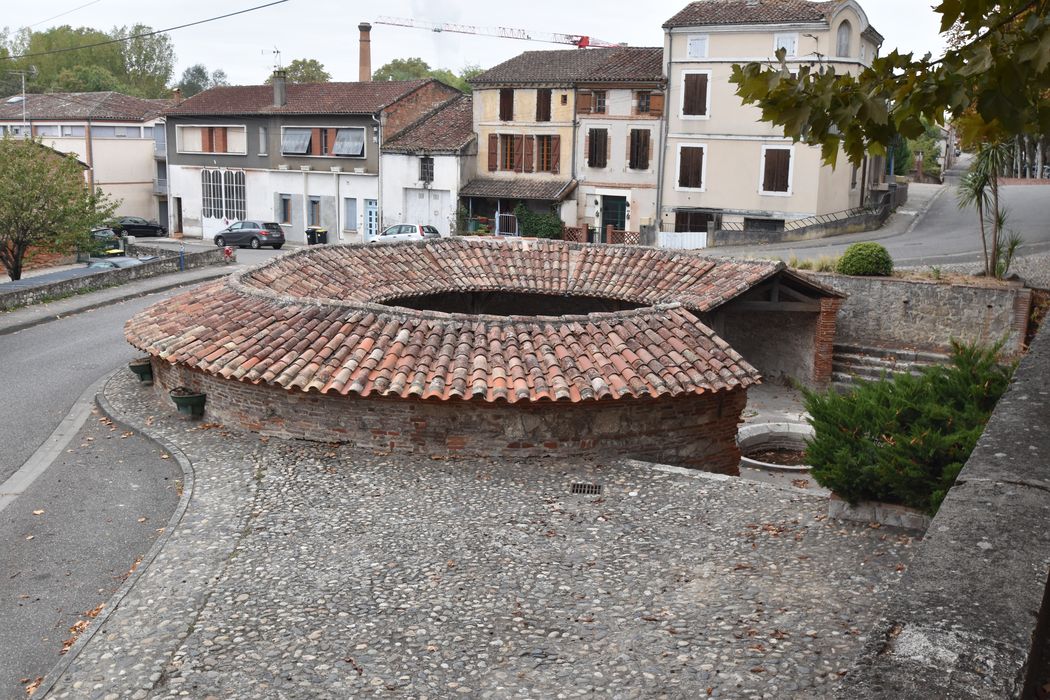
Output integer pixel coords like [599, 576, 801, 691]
[957, 142, 1012, 276]
[54, 65, 125, 93]
[0, 137, 115, 281]
[730, 1, 1050, 166]
[114, 24, 175, 98]
[177, 64, 227, 97]
[9, 25, 124, 93]
[273, 58, 330, 84]
[372, 58, 484, 93]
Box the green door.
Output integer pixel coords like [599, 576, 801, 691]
[600, 195, 628, 232]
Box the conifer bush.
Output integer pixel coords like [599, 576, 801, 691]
[804, 342, 1014, 515]
[836, 242, 893, 276]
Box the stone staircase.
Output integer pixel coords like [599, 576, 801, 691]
[832, 343, 952, 391]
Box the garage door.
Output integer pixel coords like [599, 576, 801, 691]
[403, 188, 451, 236]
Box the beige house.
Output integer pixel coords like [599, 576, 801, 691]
[465, 48, 664, 236]
[0, 92, 170, 223]
[659, 0, 885, 236]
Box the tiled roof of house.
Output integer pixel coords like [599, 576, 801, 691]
[0, 91, 169, 121]
[164, 79, 437, 116]
[470, 47, 664, 86]
[460, 178, 578, 201]
[124, 238, 833, 403]
[382, 95, 475, 154]
[663, 0, 835, 28]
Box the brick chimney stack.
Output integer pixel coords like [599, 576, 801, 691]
[272, 70, 287, 107]
[358, 22, 372, 82]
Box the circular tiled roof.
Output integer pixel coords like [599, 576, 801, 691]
[126, 238, 782, 403]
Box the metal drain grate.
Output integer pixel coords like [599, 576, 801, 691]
[570, 482, 603, 496]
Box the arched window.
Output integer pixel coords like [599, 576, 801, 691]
[836, 20, 853, 57]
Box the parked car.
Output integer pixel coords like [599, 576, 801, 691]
[213, 221, 286, 250]
[110, 216, 167, 237]
[90, 227, 123, 256]
[87, 256, 145, 269]
[372, 224, 442, 243]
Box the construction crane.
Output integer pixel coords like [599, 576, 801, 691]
[374, 16, 623, 49]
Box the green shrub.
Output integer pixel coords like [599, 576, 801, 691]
[514, 204, 563, 239]
[804, 341, 1014, 514]
[836, 242, 893, 276]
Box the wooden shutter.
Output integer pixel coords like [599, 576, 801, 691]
[524, 135, 535, 172]
[488, 133, 498, 171]
[679, 146, 704, 188]
[649, 92, 665, 118]
[513, 135, 524, 171]
[202, 127, 214, 153]
[763, 149, 791, 192]
[629, 130, 650, 170]
[327, 128, 338, 155]
[500, 89, 514, 121]
[683, 74, 708, 116]
[214, 127, 228, 153]
[536, 89, 552, 122]
[550, 135, 561, 174]
[310, 128, 322, 155]
[577, 91, 593, 115]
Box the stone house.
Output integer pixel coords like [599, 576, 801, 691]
[380, 95, 476, 237]
[163, 73, 460, 244]
[658, 0, 887, 239]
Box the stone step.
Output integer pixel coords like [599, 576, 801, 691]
[831, 362, 925, 381]
[833, 352, 937, 372]
[833, 344, 952, 366]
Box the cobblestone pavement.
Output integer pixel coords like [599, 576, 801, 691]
[46, 371, 916, 699]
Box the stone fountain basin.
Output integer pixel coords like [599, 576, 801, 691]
[737, 422, 814, 473]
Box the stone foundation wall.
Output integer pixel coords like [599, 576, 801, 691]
[809, 273, 1032, 356]
[153, 361, 748, 475]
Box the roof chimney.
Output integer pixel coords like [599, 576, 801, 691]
[359, 22, 372, 82]
[172, 87, 183, 105]
[272, 70, 287, 107]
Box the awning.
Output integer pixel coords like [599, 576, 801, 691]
[460, 178, 577, 202]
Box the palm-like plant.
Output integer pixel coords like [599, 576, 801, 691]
[956, 142, 1012, 277]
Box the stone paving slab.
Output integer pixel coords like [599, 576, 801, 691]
[46, 371, 916, 699]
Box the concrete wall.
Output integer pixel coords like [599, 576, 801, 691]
[153, 360, 749, 475]
[380, 152, 465, 235]
[835, 317, 1050, 699]
[811, 273, 1033, 356]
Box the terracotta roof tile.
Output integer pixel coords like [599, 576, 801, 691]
[164, 79, 438, 116]
[471, 47, 664, 86]
[663, 0, 835, 28]
[124, 238, 841, 404]
[0, 91, 168, 121]
[460, 178, 578, 202]
[382, 95, 475, 154]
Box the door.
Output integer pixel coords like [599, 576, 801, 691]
[404, 189, 429, 228]
[158, 201, 168, 234]
[430, 190, 450, 235]
[173, 197, 183, 234]
[364, 199, 378, 240]
[600, 195, 628, 233]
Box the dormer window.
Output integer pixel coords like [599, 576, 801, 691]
[836, 21, 852, 57]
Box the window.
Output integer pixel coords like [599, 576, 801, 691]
[92, 126, 117, 137]
[628, 129, 650, 170]
[279, 195, 292, 224]
[682, 72, 709, 117]
[686, 35, 709, 59]
[536, 135, 555, 172]
[499, 88, 514, 121]
[592, 90, 607, 114]
[500, 134, 523, 171]
[34, 125, 60, 136]
[308, 197, 321, 226]
[560, 93, 568, 105]
[343, 197, 357, 231]
[851, 165, 859, 189]
[536, 88, 552, 122]
[223, 170, 246, 219]
[675, 210, 717, 233]
[331, 128, 365, 157]
[142, 126, 152, 138]
[836, 21, 852, 57]
[774, 33, 799, 57]
[677, 145, 706, 190]
[636, 91, 651, 114]
[320, 128, 330, 155]
[201, 170, 217, 218]
[282, 127, 312, 154]
[115, 126, 128, 138]
[61, 125, 85, 137]
[420, 156, 434, 182]
[258, 126, 268, 155]
[761, 146, 793, 194]
[587, 129, 608, 168]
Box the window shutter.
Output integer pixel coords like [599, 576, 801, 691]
[550, 135, 561, 174]
[202, 127, 214, 153]
[488, 133, 498, 171]
[679, 147, 704, 188]
[327, 128, 338, 155]
[215, 127, 228, 153]
[684, 75, 708, 116]
[310, 128, 322, 155]
[524, 135, 535, 173]
[627, 130, 634, 165]
[536, 89, 552, 122]
[577, 91, 592, 115]
[635, 130, 650, 170]
[649, 92, 664, 118]
[763, 149, 791, 192]
[513, 135, 524, 171]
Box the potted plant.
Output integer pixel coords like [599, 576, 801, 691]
[169, 386, 206, 418]
[128, 357, 153, 384]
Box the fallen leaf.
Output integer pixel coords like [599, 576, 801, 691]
[160, 454, 170, 460]
[24, 535, 33, 541]
[137, 517, 147, 523]
[24, 676, 43, 695]
[32, 510, 44, 516]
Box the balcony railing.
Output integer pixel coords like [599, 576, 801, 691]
[153, 178, 168, 195]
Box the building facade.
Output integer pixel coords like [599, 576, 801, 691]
[659, 0, 885, 235]
[466, 48, 664, 235]
[163, 74, 460, 244]
[380, 95, 476, 236]
[0, 91, 169, 223]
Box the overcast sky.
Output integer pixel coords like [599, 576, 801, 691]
[6, 0, 947, 86]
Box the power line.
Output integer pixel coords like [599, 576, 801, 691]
[2, 0, 291, 61]
[28, 0, 104, 29]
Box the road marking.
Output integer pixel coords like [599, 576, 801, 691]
[0, 373, 108, 513]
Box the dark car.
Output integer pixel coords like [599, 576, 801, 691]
[86, 256, 145, 269]
[110, 216, 167, 237]
[90, 227, 123, 256]
[213, 221, 286, 250]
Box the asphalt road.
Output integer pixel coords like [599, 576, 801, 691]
[710, 158, 1050, 266]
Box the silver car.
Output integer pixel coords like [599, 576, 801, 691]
[372, 224, 442, 243]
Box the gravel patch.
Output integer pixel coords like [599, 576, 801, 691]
[46, 371, 916, 699]
[900, 251, 1050, 289]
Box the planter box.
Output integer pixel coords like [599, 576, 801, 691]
[829, 493, 931, 532]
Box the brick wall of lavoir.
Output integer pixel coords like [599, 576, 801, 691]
[153, 362, 748, 475]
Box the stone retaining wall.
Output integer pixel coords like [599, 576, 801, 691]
[0, 246, 228, 311]
[152, 361, 749, 475]
[836, 318, 1050, 699]
[810, 273, 1032, 356]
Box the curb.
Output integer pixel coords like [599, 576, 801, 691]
[0, 268, 230, 338]
[902, 183, 948, 237]
[36, 372, 196, 699]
